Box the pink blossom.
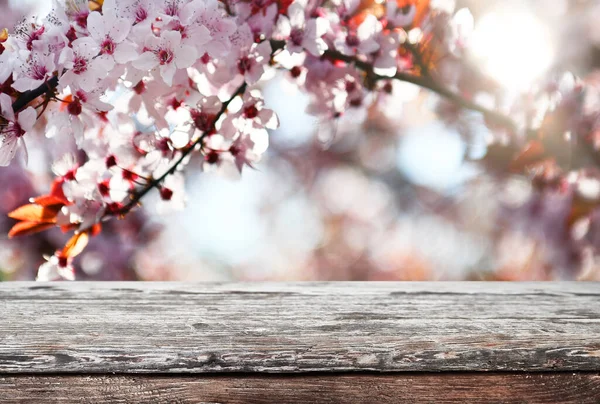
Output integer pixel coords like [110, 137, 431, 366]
[133, 30, 198, 86]
[193, 0, 237, 57]
[37, 253, 76, 281]
[12, 17, 48, 52]
[227, 24, 272, 85]
[0, 93, 36, 166]
[12, 51, 56, 92]
[227, 133, 263, 173]
[127, 78, 175, 129]
[372, 31, 403, 77]
[386, 2, 416, 28]
[334, 14, 381, 56]
[156, 172, 186, 213]
[58, 37, 111, 92]
[246, 3, 279, 40]
[238, 91, 280, 130]
[103, 0, 157, 26]
[221, 91, 278, 140]
[46, 88, 113, 145]
[61, 0, 91, 31]
[275, 1, 329, 56]
[87, 11, 138, 65]
[190, 95, 221, 133]
[0, 47, 16, 84]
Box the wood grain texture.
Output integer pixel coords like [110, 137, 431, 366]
[0, 282, 599, 374]
[1, 373, 599, 403]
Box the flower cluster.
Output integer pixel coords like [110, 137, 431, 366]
[2, 0, 600, 279]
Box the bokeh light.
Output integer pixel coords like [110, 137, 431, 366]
[470, 9, 554, 92]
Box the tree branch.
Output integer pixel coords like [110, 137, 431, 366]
[314, 43, 600, 172]
[269, 40, 518, 132]
[117, 82, 248, 215]
[331, 50, 517, 132]
[11, 76, 59, 112]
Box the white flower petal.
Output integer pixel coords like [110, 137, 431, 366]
[359, 38, 380, 55]
[113, 42, 139, 64]
[18, 107, 37, 132]
[304, 37, 327, 56]
[12, 77, 44, 92]
[0, 93, 15, 121]
[87, 11, 105, 40]
[0, 135, 19, 167]
[275, 15, 292, 38]
[163, 30, 182, 49]
[258, 109, 279, 129]
[160, 63, 177, 86]
[245, 65, 265, 85]
[108, 17, 131, 43]
[19, 137, 28, 166]
[174, 45, 198, 69]
[73, 37, 100, 60]
[357, 15, 379, 41]
[132, 52, 159, 71]
[289, 3, 306, 27]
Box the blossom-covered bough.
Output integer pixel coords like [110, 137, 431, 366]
[1, 0, 600, 280]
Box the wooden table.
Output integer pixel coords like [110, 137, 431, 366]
[1, 282, 599, 403]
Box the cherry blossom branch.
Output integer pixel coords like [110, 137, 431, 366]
[324, 47, 519, 133]
[271, 41, 518, 133]
[18, 48, 516, 135]
[11, 75, 59, 112]
[117, 82, 248, 215]
[323, 46, 600, 169]
[404, 42, 430, 78]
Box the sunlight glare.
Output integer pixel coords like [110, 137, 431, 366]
[470, 10, 554, 92]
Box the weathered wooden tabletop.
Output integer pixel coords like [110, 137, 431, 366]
[0, 282, 599, 403]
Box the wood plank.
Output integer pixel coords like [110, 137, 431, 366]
[0, 282, 599, 373]
[1, 373, 599, 403]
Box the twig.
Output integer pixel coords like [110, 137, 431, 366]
[11, 76, 59, 112]
[117, 82, 248, 215]
[270, 39, 518, 132]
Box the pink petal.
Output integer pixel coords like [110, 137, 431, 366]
[245, 65, 265, 85]
[258, 109, 279, 129]
[359, 38, 380, 55]
[163, 30, 182, 49]
[19, 137, 28, 166]
[108, 17, 131, 43]
[357, 15, 379, 41]
[0, 135, 19, 167]
[113, 42, 139, 64]
[160, 63, 177, 86]
[174, 45, 198, 69]
[304, 37, 327, 56]
[0, 93, 15, 121]
[132, 52, 159, 71]
[0, 53, 13, 83]
[73, 38, 100, 60]
[87, 11, 105, 40]
[18, 107, 37, 132]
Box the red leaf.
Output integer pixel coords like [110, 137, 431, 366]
[90, 223, 102, 237]
[61, 232, 89, 259]
[8, 221, 55, 238]
[31, 194, 66, 207]
[8, 204, 60, 223]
